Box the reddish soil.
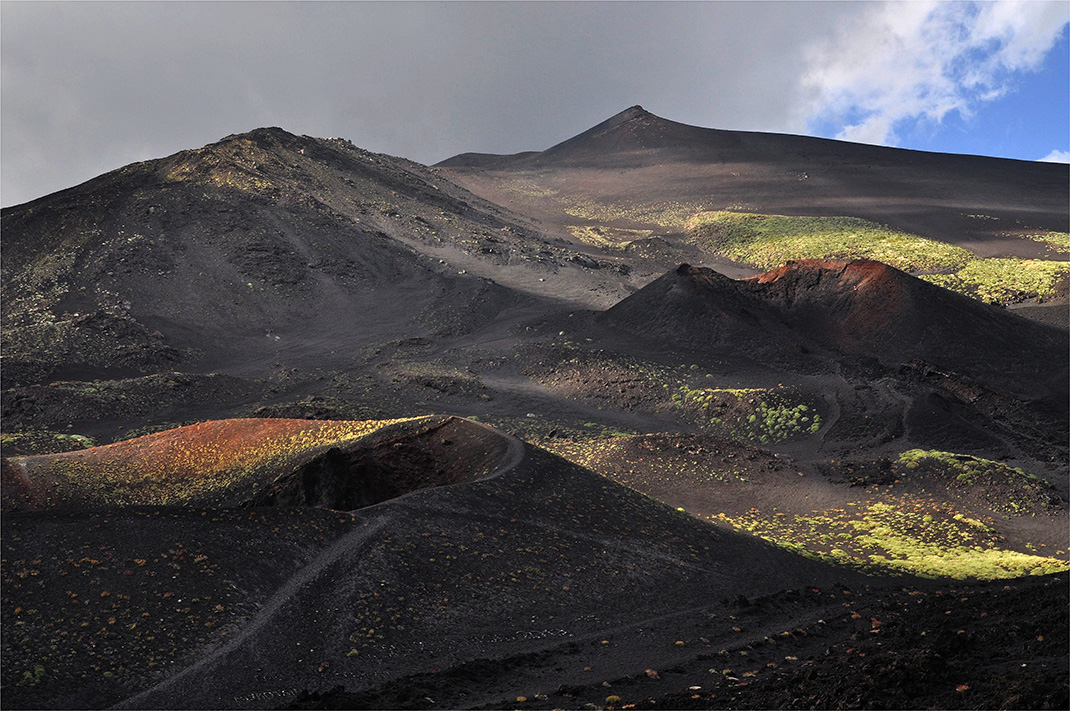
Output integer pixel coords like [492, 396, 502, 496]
[2, 417, 511, 513]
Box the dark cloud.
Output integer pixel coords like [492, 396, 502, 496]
[2, 1, 868, 206]
[3, 2, 1064, 207]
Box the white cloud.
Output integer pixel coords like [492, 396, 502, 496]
[837, 116, 897, 146]
[1039, 149, 1070, 163]
[801, 0, 1069, 146]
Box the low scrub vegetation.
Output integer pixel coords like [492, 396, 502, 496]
[920, 258, 1069, 304]
[563, 197, 713, 228]
[673, 385, 820, 444]
[685, 211, 972, 271]
[687, 210, 1068, 304]
[716, 496, 1067, 581]
[0, 431, 96, 456]
[540, 431, 1065, 581]
[1025, 231, 1070, 253]
[565, 225, 654, 250]
[896, 449, 1055, 517]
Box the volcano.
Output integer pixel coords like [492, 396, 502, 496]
[602, 260, 1067, 391]
[438, 106, 1068, 261]
[2, 108, 1067, 710]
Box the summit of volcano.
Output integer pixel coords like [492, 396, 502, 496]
[438, 105, 1068, 265]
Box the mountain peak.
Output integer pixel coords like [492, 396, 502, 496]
[213, 126, 311, 152]
[607, 104, 653, 123]
[534, 105, 694, 165]
[591, 104, 662, 134]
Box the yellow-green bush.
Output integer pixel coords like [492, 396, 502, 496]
[686, 211, 973, 271]
[920, 258, 1069, 304]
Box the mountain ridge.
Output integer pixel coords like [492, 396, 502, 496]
[436, 106, 1069, 261]
[439, 104, 1070, 169]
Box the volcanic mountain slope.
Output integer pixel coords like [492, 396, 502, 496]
[3, 417, 880, 710]
[1, 124, 653, 450]
[0, 416, 510, 512]
[0, 126, 627, 390]
[602, 260, 1068, 393]
[438, 105, 1069, 262]
[2, 117, 1065, 455]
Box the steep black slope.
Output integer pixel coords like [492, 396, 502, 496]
[597, 263, 807, 363]
[599, 261, 1068, 459]
[746, 260, 1068, 388]
[0, 128, 572, 385]
[2, 420, 876, 710]
[602, 261, 1067, 391]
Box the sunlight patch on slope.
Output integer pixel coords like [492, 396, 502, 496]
[921, 257, 1069, 304]
[11, 417, 421, 507]
[688, 210, 1068, 304]
[686, 211, 972, 271]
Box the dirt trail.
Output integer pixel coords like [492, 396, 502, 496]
[110, 514, 392, 710]
[112, 424, 525, 710]
[478, 372, 686, 434]
[384, 497, 728, 580]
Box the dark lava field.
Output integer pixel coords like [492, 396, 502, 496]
[2, 106, 1068, 710]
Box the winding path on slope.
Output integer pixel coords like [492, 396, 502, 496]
[112, 423, 525, 710]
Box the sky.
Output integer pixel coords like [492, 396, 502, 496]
[2, 0, 1068, 207]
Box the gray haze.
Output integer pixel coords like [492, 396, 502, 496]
[1, 1, 864, 207]
[3, 1, 1066, 207]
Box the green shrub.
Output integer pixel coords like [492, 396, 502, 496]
[921, 257, 1069, 304]
[686, 211, 973, 271]
[675, 385, 820, 444]
[1026, 231, 1070, 252]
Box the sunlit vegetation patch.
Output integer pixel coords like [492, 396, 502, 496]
[920, 258, 1069, 304]
[897, 449, 1057, 517]
[899, 448, 1029, 483]
[685, 211, 973, 271]
[537, 429, 1066, 581]
[673, 385, 820, 444]
[552, 434, 1068, 578]
[562, 197, 714, 228]
[10, 417, 419, 508]
[1025, 231, 1070, 253]
[683, 210, 1068, 304]
[565, 225, 654, 250]
[714, 496, 1068, 580]
[0, 431, 96, 456]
